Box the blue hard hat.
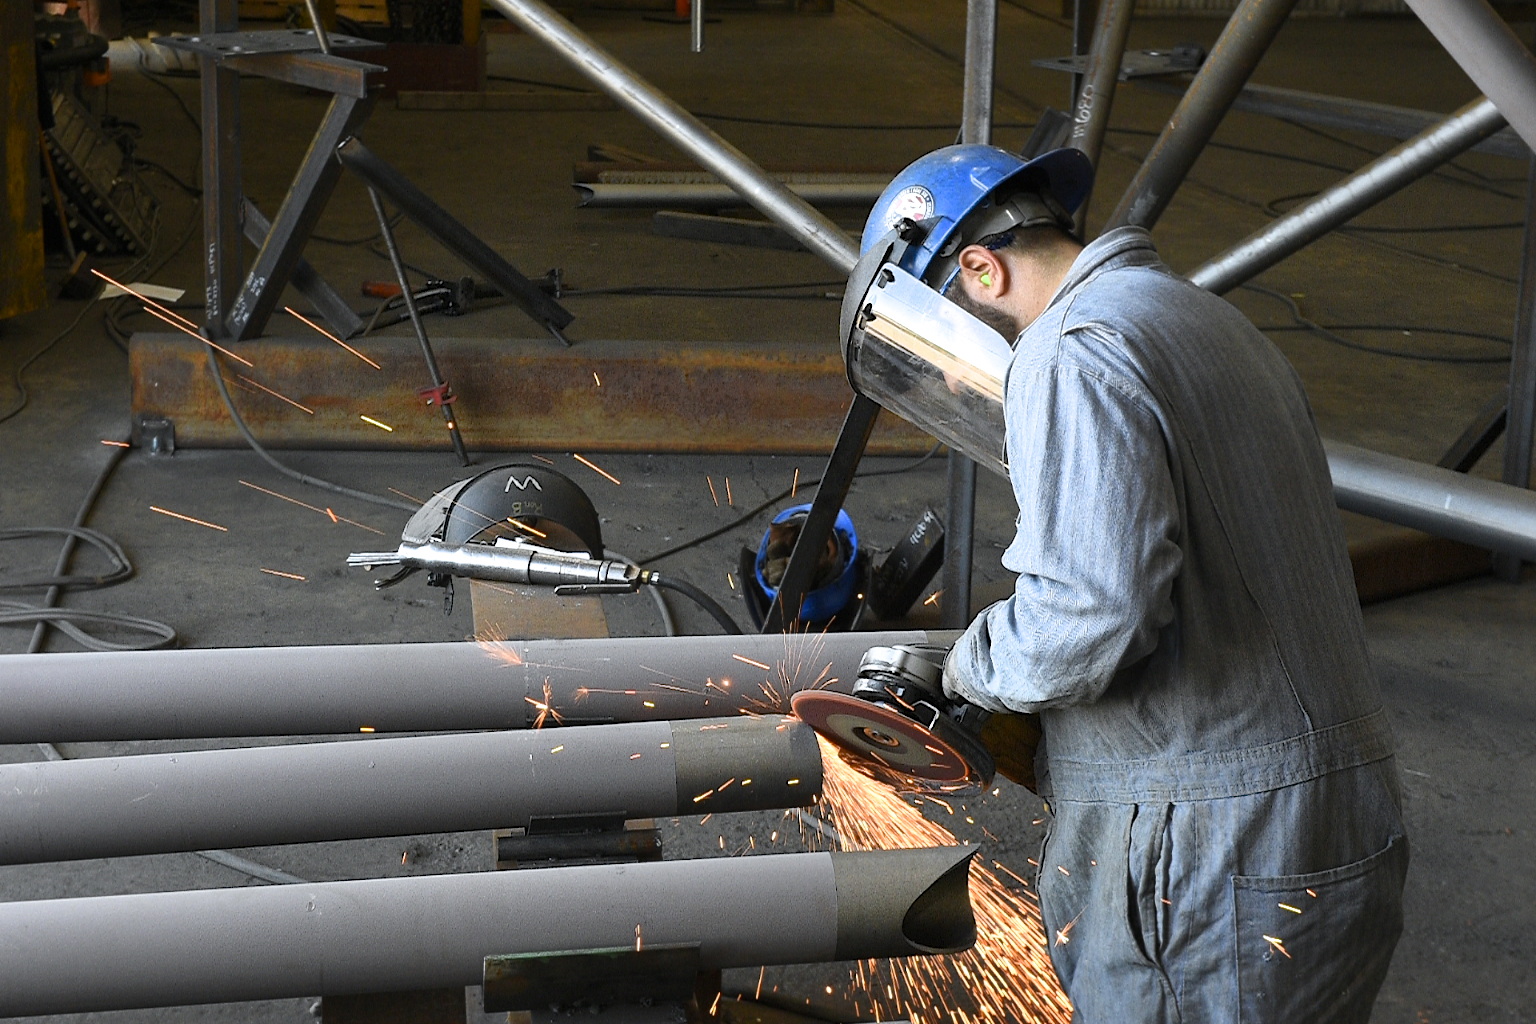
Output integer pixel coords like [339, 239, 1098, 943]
[754, 505, 859, 624]
[861, 146, 1095, 285]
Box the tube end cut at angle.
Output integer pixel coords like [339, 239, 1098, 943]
[831, 845, 977, 959]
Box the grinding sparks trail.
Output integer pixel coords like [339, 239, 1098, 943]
[238, 480, 384, 535]
[573, 453, 621, 486]
[149, 505, 228, 532]
[814, 736, 1072, 1024]
[359, 415, 393, 432]
[92, 269, 253, 368]
[284, 306, 381, 369]
[259, 568, 306, 581]
[235, 374, 313, 414]
[731, 654, 771, 671]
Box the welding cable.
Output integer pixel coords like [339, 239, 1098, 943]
[1244, 284, 1512, 365]
[643, 573, 742, 635]
[638, 443, 943, 566]
[604, 548, 677, 637]
[204, 349, 420, 514]
[0, 528, 133, 591]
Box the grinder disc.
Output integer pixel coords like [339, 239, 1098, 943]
[791, 690, 977, 785]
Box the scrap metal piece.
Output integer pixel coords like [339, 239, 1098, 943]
[153, 29, 379, 58]
[0, 848, 976, 1017]
[1032, 45, 1204, 81]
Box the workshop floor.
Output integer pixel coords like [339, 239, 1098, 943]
[1, 2, 1533, 1022]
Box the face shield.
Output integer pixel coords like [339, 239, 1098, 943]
[841, 227, 1013, 478]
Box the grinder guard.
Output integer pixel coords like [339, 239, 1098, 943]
[841, 231, 1013, 479]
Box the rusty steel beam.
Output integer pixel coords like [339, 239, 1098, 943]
[128, 333, 932, 454]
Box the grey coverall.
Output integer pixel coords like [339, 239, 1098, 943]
[944, 227, 1407, 1023]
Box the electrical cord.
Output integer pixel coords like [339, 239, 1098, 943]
[0, 527, 133, 591]
[1244, 284, 1512, 365]
[638, 443, 944, 565]
[605, 548, 677, 636]
[645, 573, 741, 634]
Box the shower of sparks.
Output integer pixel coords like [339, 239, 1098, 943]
[259, 568, 306, 581]
[284, 306, 382, 369]
[791, 468, 799, 497]
[708, 476, 719, 507]
[573, 453, 621, 485]
[237, 480, 384, 535]
[101, 439, 131, 447]
[360, 414, 394, 432]
[93, 269, 255, 368]
[814, 736, 1072, 1024]
[236, 374, 314, 414]
[149, 505, 228, 532]
[525, 681, 564, 729]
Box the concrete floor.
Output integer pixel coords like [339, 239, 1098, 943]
[1, 1, 1533, 1022]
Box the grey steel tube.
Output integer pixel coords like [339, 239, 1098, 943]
[574, 181, 886, 210]
[1069, 0, 1135, 174]
[1403, 0, 1536, 155]
[0, 716, 821, 866]
[0, 629, 943, 743]
[1107, 0, 1299, 229]
[690, 0, 704, 53]
[490, 0, 857, 273]
[0, 847, 975, 1017]
[1190, 96, 1506, 294]
[1327, 439, 1536, 561]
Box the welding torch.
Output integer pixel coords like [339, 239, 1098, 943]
[347, 539, 742, 633]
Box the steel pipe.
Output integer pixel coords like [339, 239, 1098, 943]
[489, 0, 857, 272]
[1402, 0, 1536, 155]
[0, 630, 943, 743]
[1189, 96, 1506, 294]
[1107, 0, 1299, 229]
[0, 847, 976, 1017]
[1327, 439, 1536, 561]
[0, 716, 820, 866]
[574, 181, 885, 210]
[1069, 0, 1135, 175]
[1496, 156, 1536, 579]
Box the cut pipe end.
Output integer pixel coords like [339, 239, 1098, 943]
[831, 846, 977, 959]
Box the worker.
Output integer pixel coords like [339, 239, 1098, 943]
[862, 146, 1408, 1023]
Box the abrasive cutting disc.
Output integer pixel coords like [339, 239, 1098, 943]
[791, 690, 975, 784]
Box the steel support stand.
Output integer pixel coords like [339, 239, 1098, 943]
[1402, 0, 1536, 154]
[1107, 0, 1299, 230]
[366, 186, 471, 466]
[240, 200, 363, 339]
[336, 138, 575, 345]
[199, 0, 242, 339]
[1497, 154, 1536, 579]
[1069, 0, 1135, 230]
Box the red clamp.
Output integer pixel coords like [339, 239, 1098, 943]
[418, 382, 456, 407]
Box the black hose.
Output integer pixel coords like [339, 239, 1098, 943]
[645, 574, 742, 635]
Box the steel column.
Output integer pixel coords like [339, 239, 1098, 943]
[1189, 96, 1506, 294]
[0, 630, 945, 743]
[1106, 0, 1299, 230]
[227, 93, 374, 340]
[0, 848, 975, 1018]
[1327, 439, 1536, 562]
[0, 716, 820, 865]
[485, 0, 857, 274]
[1496, 156, 1536, 579]
[1402, 0, 1536, 155]
[199, 0, 242, 338]
[1069, 0, 1135, 225]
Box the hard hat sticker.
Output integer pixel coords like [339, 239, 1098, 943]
[885, 185, 936, 231]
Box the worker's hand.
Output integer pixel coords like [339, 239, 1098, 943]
[943, 645, 1041, 793]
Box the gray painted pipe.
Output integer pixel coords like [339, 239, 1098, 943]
[1107, 0, 1299, 229]
[1403, 0, 1536, 155]
[0, 716, 821, 866]
[0, 847, 976, 1017]
[1068, 0, 1135, 173]
[1327, 439, 1536, 561]
[489, 0, 858, 273]
[1189, 96, 1506, 294]
[0, 630, 940, 743]
[574, 181, 886, 210]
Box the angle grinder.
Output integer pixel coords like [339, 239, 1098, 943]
[792, 644, 995, 791]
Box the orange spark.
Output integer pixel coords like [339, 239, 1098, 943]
[359, 414, 393, 432]
[732, 653, 771, 671]
[101, 439, 130, 447]
[388, 486, 423, 504]
[924, 590, 943, 607]
[1278, 903, 1302, 914]
[237, 480, 384, 534]
[593, 371, 602, 387]
[359, 726, 375, 733]
[708, 476, 719, 507]
[141, 306, 255, 367]
[573, 453, 621, 485]
[259, 568, 306, 581]
[791, 468, 799, 497]
[326, 507, 338, 523]
[532, 455, 555, 465]
[236, 373, 313, 414]
[725, 477, 733, 506]
[284, 306, 381, 369]
[508, 518, 548, 539]
[149, 505, 228, 532]
[1262, 934, 1292, 959]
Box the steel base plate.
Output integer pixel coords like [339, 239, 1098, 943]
[791, 690, 976, 785]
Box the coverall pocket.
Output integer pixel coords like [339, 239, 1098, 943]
[1233, 833, 1407, 1024]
